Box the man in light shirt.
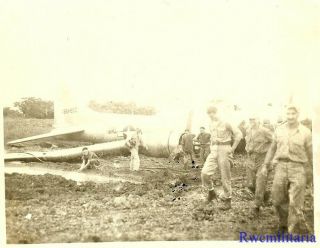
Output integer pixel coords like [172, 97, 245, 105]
[201, 104, 242, 210]
[262, 104, 313, 233]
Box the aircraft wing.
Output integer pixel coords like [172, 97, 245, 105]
[6, 128, 85, 145]
[4, 140, 127, 162]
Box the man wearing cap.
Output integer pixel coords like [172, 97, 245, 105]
[276, 116, 285, 129]
[261, 104, 313, 233]
[262, 118, 275, 132]
[245, 115, 273, 214]
[196, 127, 211, 167]
[201, 104, 242, 210]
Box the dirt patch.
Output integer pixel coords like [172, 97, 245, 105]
[5, 155, 314, 243]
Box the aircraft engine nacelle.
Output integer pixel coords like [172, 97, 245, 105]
[141, 130, 181, 158]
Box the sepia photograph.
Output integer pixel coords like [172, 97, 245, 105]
[1, 0, 319, 246]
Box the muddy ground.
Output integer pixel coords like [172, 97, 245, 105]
[4, 152, 315, 244]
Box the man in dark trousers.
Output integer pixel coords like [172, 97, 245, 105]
[196, 127, 211, 167]
[181, 129, 195, 169]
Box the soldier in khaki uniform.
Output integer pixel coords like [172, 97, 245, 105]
[201, 105, 242, 210]
[262, 104, 313, 233]
[245, 115, 273, 214]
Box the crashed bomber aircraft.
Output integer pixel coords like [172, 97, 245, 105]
[5, 97, 193, 162]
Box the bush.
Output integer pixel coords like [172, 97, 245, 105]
[3, 107, 23, 118]
[13, 97, 54, 119]
[89, 100, 156, 115]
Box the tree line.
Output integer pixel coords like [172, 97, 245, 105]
[88, 100, 156, 115]
[4, 97, 54, 119]
[3, 97, 157, 119]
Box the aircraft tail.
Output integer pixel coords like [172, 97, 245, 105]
[54, 84, 90, 128]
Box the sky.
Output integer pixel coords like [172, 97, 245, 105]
[1, 0, 319, 119]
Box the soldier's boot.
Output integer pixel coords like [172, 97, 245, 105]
[218, 198, 231, 210]
[206, 189, 217, 203]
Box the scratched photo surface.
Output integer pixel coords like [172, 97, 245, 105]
[1, 0, 319, 245]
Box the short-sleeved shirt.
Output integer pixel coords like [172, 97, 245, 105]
[273, 123, 312, 163]
[245, 125, 273, 154]
[82, 151, 99, 164]
[209, 120, 243, 144]
[181, 133, 195, 153]
[197, 132, 211, 146]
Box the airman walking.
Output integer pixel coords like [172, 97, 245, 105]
[262, 105, 313, 233]
[201, 105, 242, 210]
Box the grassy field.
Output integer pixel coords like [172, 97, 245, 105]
[3, 118, 53, 144]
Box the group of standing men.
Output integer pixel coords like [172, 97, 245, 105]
[178, 126, 211, 169]
[201, 103, 313, 234]
[76, 102, 313, 234]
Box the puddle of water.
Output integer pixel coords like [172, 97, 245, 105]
[4, 165, 140, 184]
